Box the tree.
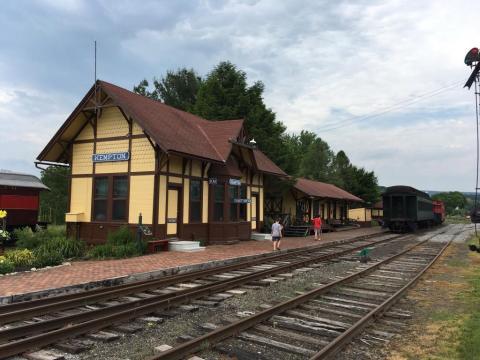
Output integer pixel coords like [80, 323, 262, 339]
[296, 131, 334, 182]
[40, 166, 69, 225]
[432, 191, 468, 214]
[133, 79, 158, 100]
[348, 167, 379, 205]
[193, 61, 287, 166]
[330, 150, 352, 188]
[133, 68, 202, 111]
[133, 62, 381, 203]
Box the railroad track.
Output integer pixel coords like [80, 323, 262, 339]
[0, 231, 405, 358]
[147, 235, 451, 360]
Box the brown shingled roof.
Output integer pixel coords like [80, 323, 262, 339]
[294, 178, 363, 202]
[100, 81, 242, 163]
[37, 81, 287, 178]
[252, 149, 287, 176]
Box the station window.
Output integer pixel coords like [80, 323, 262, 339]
[93, 176, 129, 222]
[94, 177, 108, 221]
[229, 185, 238, 221]
[190, 179, 202, 222]
[112, 176, 128, 220]
[239, 185, 247, 221]
[213, 184, 224, 221]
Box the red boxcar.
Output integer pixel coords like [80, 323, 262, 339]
[0, 170, 49, 231]
[432, 200, 445, 224]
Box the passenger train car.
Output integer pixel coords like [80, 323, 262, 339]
[0, 170, 49, 232]
[382, 185, 445, 232]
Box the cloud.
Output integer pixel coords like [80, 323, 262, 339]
[0, 0, 478, 192]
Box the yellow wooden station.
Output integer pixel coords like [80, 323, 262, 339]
[37, 81, 286, 244]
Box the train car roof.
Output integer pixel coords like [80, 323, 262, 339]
[0, 170, 49, 190]
[382, 185, 430, 199]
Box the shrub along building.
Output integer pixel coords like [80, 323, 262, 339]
[36, 81, 286, 245]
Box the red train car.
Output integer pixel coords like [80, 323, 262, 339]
[0, 170, 49, 231]
[432, 200, 445, 224]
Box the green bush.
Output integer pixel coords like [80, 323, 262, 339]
[14, 226, 68, 250]
[33, 245, 64, 268]
[13, 227, 40, 249]
[4, 249, 35, 268]
[0, 256, 15, 274]
[106, 226, 136, 246]
[10, 226, 85, 270]
[88, 226, 146, 259]
[44, 237, 86, 259]
[89, 242, 141, 259]
[34, 226, 66, 243]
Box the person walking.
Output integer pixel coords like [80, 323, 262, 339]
[312, 214, 322, 241]
[271, 218, 283, 251]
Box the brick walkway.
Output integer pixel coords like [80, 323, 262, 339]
[0, 227, 384, 297]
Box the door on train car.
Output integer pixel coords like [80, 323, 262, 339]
[167, 186, 181, 237]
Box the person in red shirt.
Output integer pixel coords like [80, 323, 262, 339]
[312, 215, 322, 241]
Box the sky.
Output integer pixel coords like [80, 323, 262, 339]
[0, 0, 479, 192]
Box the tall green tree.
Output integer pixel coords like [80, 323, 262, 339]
[133, 61, 381, 203]
[329, 150, 351, 188]
[193, 61, 286, 166]
[40, 166, 69, 225]
[432, 191, 467, 214]
[347, 167, 379, 205]
[133, 68, 202, 111]
[296, 131, 334, 182]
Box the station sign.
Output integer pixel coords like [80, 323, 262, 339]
[233, 198, 252, 204]
[229, 178, 241, 186]
[92, 152, 130, 163]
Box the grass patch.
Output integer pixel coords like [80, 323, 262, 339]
[445, 215, 470, 224]
[429, 309, 455, 322]
[388, 242, 480, 360]
[446, 258, 470, 267]
[457, 270, 480, 359]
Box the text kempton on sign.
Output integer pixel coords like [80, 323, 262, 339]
[92, 152, 130, 163]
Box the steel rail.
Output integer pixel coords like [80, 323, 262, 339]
[0, 234, 398, 325]
[309, 239, 452, 359]
[0, 231, 391, 315]
[146, 237, 438, 360]
[0, 234, 406, 357]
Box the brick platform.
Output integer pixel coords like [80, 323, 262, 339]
[0, 227, 384, 299]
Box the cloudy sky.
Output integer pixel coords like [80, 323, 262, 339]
[0, 0, 478, 191]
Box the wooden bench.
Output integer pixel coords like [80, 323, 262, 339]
[147, 239, 169, 253]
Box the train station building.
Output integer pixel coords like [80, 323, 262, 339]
[266, 177, 363, 229]
[37, 81, 286, 245]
